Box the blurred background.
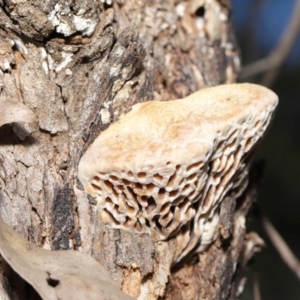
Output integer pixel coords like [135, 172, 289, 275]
[232, 0, 300, 299]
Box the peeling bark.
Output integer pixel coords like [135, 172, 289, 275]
[0, 1, 263, 299]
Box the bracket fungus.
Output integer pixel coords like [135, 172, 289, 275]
[78, 83, 278, 262]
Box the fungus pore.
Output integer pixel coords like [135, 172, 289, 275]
[78, 83, 278, 262]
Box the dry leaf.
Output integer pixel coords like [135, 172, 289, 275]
[0, 100, 37, 127]
[0, 216, 135, 300]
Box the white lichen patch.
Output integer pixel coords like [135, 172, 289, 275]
[73, 14, 98, 36]
[101, 0, 113, 5]
[195, 17, 205, 30]
[3, 61, 11, 72]
[48, 3, 99, 37]
[59, 53, 73, 72]
[40, 47, 49, 74]
[13, 39, 28, 55]
[176, 3, 186, 18]
[100, 108, 111, 125]
[109, 64, 122, 77]
[47, 51, 74, 73]
[48, 4, 69, 27]
[113, 46, 125, 58]
[78, 84, 278, 262]
[65, 68, 72, 76]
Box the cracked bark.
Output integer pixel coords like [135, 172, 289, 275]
[0, 1, 263, 299]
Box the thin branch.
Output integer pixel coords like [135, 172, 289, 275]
[253, 273, 261, 300]
[241, 0, 300, 86]
[261, 216, 300, 280]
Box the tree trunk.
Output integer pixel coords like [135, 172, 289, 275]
[0, 1, 263, 299]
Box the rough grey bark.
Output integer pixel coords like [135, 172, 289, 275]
[0, 1, 263, 299]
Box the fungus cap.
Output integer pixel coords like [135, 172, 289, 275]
[78, 83, 278, 261]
